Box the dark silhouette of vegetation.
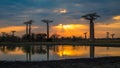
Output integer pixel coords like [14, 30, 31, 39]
[82, 13, 100, 42]
[50, 33, 60, 42]
[35, 33, 47, 41]
[11, 30, 16, 37]
[106, 32, 110, 39]
[111, 33, 115, 39]
[0, 14, 120, 43]
[84, 32, 87, 39]
[41, 19, 53, 39]
[0, 32, 20, 42]
[24, 20, 33, 41]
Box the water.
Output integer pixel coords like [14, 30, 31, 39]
[0, 45, 120, 61]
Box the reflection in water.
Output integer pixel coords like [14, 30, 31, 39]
[46, 45, 49, 61]
[0, 45, 120, 61]
[22, 45, 47, 61]
[54, 45, 89, 57]
[90, 45, 94, 58]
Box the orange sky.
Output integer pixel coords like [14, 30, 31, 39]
[0, 15, 120, 38]
[0, 23, 120, 38]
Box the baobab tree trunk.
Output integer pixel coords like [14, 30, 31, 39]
[12, 33, 14, 36]
[84, 33, 87, 39]
[26, 24, 28, 36]
[28, 24, 31, 36]
[47, 23, 49, 39]
[106, 32, 110, 39]
[85, 34, 87, 39]
[90, 20, 94, 42]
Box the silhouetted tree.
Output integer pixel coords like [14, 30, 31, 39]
[106, 32, 110, 39]
[111, 34, 115, 39]
[82, 13, 100, 42]
[41, 19, 53, 39]
[24, 20, 33, 41]
[11, 30, 16, 37]
[84, 32, 87, 39]
[24, 21, 29, 36]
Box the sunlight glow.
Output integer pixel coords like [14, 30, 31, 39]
[60, 9, 67, 13]
[53, 24, 86, 30]
[113, 15, 120, 20]
[52, 24, 88, 37]
[55, 45, 89, 57]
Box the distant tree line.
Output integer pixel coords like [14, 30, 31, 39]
[0, 32, 119, 42]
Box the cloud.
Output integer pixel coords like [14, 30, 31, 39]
[22, 9, 44, 14]
[54, 8, 68, 14]
[113, 15, 120, 20]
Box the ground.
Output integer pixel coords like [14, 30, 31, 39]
[0, 57, 120, 68]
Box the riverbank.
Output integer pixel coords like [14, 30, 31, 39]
[0, 57, 120, 68]
[0, 42, 120, 47]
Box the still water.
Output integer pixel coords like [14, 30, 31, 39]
[0, 45, 120, 61]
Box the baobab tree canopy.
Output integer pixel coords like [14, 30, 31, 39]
[82, 13, 100, 20]
[41, 19, 53, 23]
[24, 20, 33, 24]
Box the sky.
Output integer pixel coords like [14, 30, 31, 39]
[0, 0, 120, 38]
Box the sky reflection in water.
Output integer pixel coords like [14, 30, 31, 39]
[0, 45, 120, 61]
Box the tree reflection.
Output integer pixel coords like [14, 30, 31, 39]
[90, 45, 95, 58]
[0, 45, 17, 53]
[21, 45, 47, 61]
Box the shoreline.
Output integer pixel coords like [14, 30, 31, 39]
[0, 56, 120, 68]
[0, 42, 120, 47]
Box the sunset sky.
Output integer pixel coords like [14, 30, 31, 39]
[0, 0, 120, 38]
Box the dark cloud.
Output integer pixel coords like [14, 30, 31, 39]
[0, 0, 120, 27]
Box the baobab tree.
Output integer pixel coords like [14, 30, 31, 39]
[84, 32, 87, 39]
[24, 21, 29, 36]
[24, 20, 33, 37]
[106, 32, 110, 39]
[82, 13, 100, 42]
[41, 19, 53, 39]
[1, 32, 6, 37]
[11, 30, 16, 36]
[111, 34, 115, 39]
[28, 20, 33, 36]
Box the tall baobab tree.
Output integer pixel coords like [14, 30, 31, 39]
[24, 21, 29, 36]
[28, 20, 33, 36]
[106, 32, 110, 39]
[111, 34, 115, 39]
[24, 20, 33, 36]
[82, 13, 100, 42]
[41, 19, 53, 39]
[11, 30, 16, 36]
[84, 32, 87, 39]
